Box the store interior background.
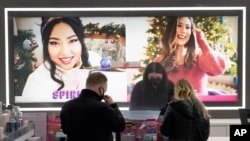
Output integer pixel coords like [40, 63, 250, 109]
[1, 0, 249, 118]
[0, 0, 250, 140]
[0, 0, 250, 139]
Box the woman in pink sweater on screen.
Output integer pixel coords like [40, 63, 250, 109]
[154, 16, 226, 95]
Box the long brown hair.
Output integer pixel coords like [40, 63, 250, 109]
[160, 16, 197, 73]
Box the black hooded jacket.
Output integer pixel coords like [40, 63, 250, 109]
[129, 80, 174, 110]
[129, 62, 175, 111]
[60, 89, 125, 141]
[160, 100, 210, 141]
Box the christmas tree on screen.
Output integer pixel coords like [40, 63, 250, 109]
[14, 30, 38, 96]
[133, 16, 237, 80]
[14, 23, 126, 96]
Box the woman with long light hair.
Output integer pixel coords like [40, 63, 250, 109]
[160, 79, 210, 141]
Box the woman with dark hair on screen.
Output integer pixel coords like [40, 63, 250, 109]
[154, 16, 226, 96]
[20, 17, 101, 102]
[129, 62, 174, 110]
[160, 79, 210, 141]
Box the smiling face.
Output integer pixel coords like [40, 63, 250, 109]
[48, 22, 82, 70]
[175, 17, 192, 47]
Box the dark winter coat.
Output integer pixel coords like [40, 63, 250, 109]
[129, 80, 174, 110]
[60, 89, 125, 141]
[160, 100, 210, 141]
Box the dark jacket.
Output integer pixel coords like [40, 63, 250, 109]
[129, 80, 174, 110]
[160, 100, 210, 141]
[60, 89, 125, 141]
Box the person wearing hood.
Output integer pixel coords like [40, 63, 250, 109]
[160, 79, 210, 141]
[60, 72, 125, 141]
[129, 62, 174, 110]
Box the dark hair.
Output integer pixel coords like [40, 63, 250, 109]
[143, 62, 173, 90]
[160, 16, 196, 73]
[143, 62, 167, 82]
[41, 17, 90, 90]
[142, 62, 174, 109]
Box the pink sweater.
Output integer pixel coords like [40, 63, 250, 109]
[154, 30, 226, 95]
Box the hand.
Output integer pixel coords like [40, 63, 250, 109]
[192, 27, 201, 33]
[192, 28, 205, 41]
[103, 95, 114, 105]
[192, 28, 203, 56]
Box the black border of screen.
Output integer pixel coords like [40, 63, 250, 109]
[5, 7, 245, 111]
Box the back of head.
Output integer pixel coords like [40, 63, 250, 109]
[174, 79, 195, 101]
[86, 72, 108, 88]
[174, 79, 210, 119]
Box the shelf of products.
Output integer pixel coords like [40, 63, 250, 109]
[3, 122, 35, 141]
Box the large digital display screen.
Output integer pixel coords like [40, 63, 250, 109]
[5, 7, 246, 110]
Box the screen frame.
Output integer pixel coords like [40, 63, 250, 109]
[5, 7, 246, 111]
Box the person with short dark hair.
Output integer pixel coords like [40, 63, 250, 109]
[60, 72, 125, 141]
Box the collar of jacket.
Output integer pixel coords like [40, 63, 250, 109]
[79, 89, 101, 100]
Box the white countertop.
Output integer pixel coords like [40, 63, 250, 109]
[208, 137, 229, 141]
[210, 118, 241, 125]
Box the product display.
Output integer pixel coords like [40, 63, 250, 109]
[120, 119, 159, 141]
[5, 105, 22, 133]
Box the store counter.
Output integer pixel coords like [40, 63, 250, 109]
[3, 122, 35, 141]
